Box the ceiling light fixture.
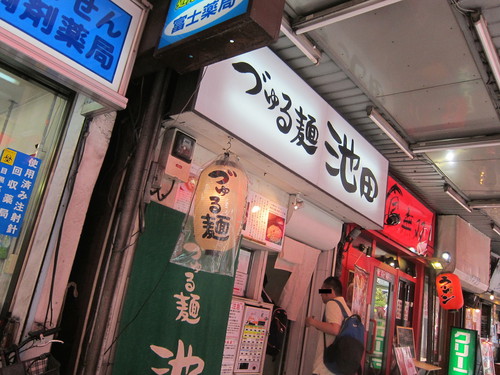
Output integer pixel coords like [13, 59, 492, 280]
[387, 257, 396, 268]
[286, 193, 304, 223]
[411, 134, 500, 153]
[346, 226, 362, 242]
[444, 184, 472, 213]
[367, 107, 414, 159]
[281, 16, 322, 65]
[429, 260, 444, 270]
[294, 0, 405, 34]
[469, 200, 500, 209]
[0, 71, 19, 85]
[492, 223, 500, 237]
[473, 13, 500, 92]
[293, 199, 303, 210]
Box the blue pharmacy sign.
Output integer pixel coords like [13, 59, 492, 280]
[158, 0, 250, 49]
[0, 149, 41, 237]
[0, 0, 132, 83]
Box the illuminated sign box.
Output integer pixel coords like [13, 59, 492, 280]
[154, 0, 286, 74]
[191, 48, 389, 227]
[0, 0, 148, 109]
[449, 327, 477, 375]
[382, 176, 435, 256]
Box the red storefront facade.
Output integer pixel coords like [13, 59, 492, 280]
[341, 175, 436, 375]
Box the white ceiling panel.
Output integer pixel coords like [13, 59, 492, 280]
[311, 0, 481, 96]
[435, 157, 500, 198]
[480, 208, 500, 227]
[378, 79, 499, 141]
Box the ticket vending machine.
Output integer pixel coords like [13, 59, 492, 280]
[221, 297, 273, 375]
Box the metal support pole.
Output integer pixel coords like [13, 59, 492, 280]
[82, 68, 170, 374]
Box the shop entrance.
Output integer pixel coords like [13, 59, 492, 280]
[342, 231, 424, 375]
[365, 267, 395, 375]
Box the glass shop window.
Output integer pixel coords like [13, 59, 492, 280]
[0, 62, 71, 310]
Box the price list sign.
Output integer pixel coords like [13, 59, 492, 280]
[221, 299, 245, 375]
[0, 149, 41, 237]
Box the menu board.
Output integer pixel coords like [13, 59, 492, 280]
[396, 326, 416, 358]
[242, 191, 286, 252]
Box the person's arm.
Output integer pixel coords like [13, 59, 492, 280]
[305, 316, 341, 336]
[306, 300, 344, 335]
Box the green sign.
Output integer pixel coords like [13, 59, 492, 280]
[448, 327, 477, 375]
[112, 203, 234, 374]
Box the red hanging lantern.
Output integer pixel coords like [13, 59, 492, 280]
[436, 273, 464, 310]
[193, 153, 248, 254]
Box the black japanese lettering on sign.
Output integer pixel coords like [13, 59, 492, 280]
[232, 60, 379, 203]
[200, 169, 239, 241]
[232, 62, 318, 155]
[386, 183, 429, 241]
[437, 276, 455, 305]
[324, 120, 378, 202]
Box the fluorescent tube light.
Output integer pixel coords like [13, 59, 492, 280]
[473, 14, 500, 92]
[367, 107, 414, 159]
[469, 199, 500, 209]
[412, 134, 500, 153]
[444, 184, 472, 213]
[295, 0, 405, 35]
[281, 16, 322, 65]
[0, 71, 19, 85]
[492, 223, 500, 237]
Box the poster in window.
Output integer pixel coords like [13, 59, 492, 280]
[351, 265, 369, 324]
[394, 346, 417, 375]
[242, 191, 286, 251]
[480, 339, 495, 375]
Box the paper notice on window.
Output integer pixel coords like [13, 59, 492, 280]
[221, 300, 245, 375]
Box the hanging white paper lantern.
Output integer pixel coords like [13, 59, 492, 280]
[193, 153, 248, 253]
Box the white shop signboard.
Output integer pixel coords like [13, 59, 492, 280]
[193, 47, 389, 227]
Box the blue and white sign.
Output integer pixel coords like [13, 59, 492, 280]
[158, 0, 250, 49]
[0, 0, 132, 83]
[0, 0, 148, 109]
[0, 149, 41, 237]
